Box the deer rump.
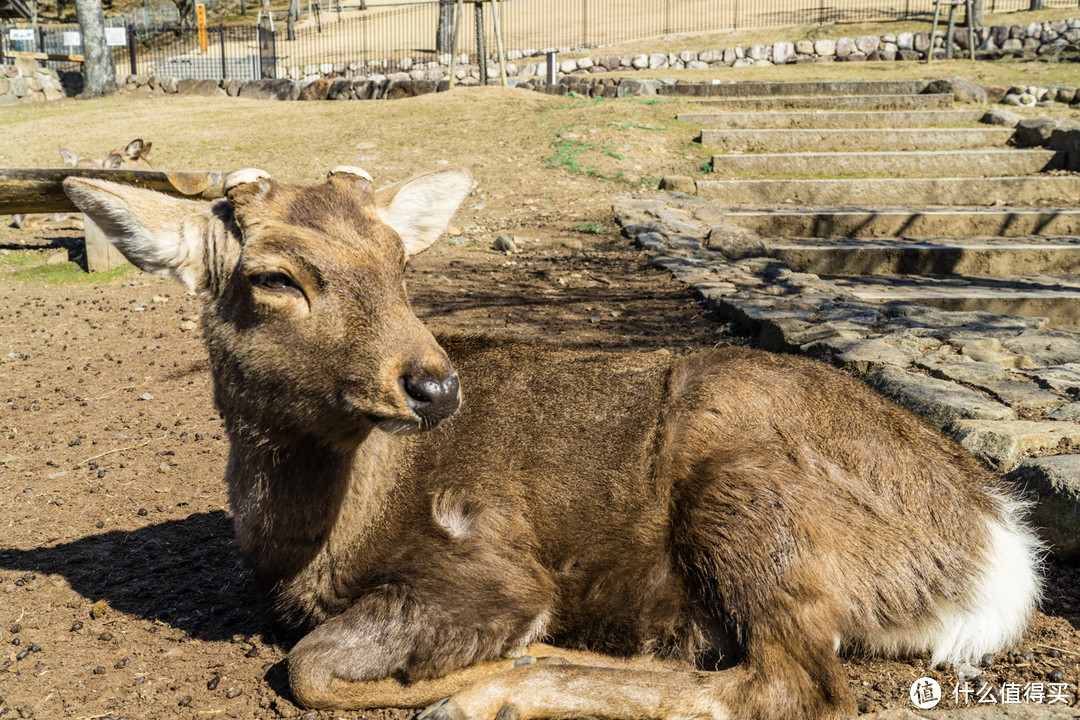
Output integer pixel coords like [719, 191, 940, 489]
[62, 167, 1042, 720]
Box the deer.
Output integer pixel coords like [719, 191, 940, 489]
[61, 165, 1043, 720]
[13, 139, 153, 232]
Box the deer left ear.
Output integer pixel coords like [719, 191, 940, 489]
[375, 168, 473, 257]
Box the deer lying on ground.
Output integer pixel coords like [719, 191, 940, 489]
[13, 139, 152, 232]
[62, 166, 1042, 720]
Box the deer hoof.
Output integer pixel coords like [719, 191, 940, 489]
[418, 697, 467, 720]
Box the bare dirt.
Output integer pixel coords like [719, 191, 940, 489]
[1, 86, 1079, 719]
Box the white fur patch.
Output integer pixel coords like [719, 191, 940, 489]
[431, 492, 476, 539]
[865, 493, 1043, 665]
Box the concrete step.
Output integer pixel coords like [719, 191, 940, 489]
[696, 176, 1080, 206]
[822, 273, 1080, 325]
[677, 109, 986, 129]
[699, 127, 1015, 153]
[659, 80, 928, 98]
[688, 93, 953, 111]
[725, 208, 1080, 239]
[710, 149, 1064, 179]
[769, 237, 1080, 276]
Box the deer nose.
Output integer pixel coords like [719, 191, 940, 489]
[403, 370, 460, 422]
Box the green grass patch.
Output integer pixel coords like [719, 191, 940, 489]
[0, 252, 42, 269]
[573, 221, 606, 235]
[13, 261, 134, 285]
[613, 121, 665, 131]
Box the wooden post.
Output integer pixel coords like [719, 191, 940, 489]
[475, 1, 486, 85]
[84, 215, 128, 273]
[490, 0, 507, 87]
[448, 0, 462, 88]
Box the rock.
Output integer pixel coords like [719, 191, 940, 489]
[617, 78, 661, 97]
[949, 337, 1033, 369]
[648, 53, 668, 70]
[46, 251, 68, 265]
[1025, 365, 1080, 395]
[176, 78, 224, 96]
[772, 41, 794, 64]
[161, 76, 178, 93]
[9, 76, 28, 97]
[1009, 455, 1080, 559]
[897, 32, 914, 50]
[951, 419, 1080, 471]
[42, 87, 64, 102]
[492, 235, 518, 253]
[914, 32, 931, 52]
[981, 107, 1020, 127]
[983, 381, 1068, 412]
[634, 232, 665, 251]
[1001, 332, 1080, 366]
[1015, 117, 1074, 146]
[916, 358, 1007, 386]
[805, 338, 914, 374]
[925, 77, 986, 104]
[238, 79, 299, 101]
[706, 224, 766, 260]
[814, 38, 836, 56]
[855, 35, 880, 54]
[834, 37, 856, 56]
[746, 44, 769, 61]
[865, 366, 1015, 430]
[659, 175, 696, 194]
[299, 77, 333, 100]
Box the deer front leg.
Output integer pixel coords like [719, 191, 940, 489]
[417, 665, 729, 720]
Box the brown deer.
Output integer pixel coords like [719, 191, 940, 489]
[62, 166, 1042, 720]
[13, 139, 153, 232]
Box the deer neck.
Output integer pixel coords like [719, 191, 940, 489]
[224, 427, 402, 599]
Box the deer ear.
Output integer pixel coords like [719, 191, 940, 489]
[59, 149, 79, 168]
[124, 139, 146, 159]
[63, 177, 228, 294]
[375, 168, 473, 257]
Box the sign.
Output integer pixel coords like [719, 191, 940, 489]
[8, 28, 34, 41]
[62, 31, 81, 46]
[196, 3, 207, 51]
[105, 27, 128, 46]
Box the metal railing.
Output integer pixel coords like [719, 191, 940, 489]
[3, 0, 1078, 81]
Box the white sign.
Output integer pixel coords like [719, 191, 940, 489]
[8, 28, 34, 41]
[62, 30, 81, 46]
[105, 26, 127, 46]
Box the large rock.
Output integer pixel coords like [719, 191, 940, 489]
[855, 35, 880, 54]
[866, 366, 1015, 430]
[835, 37, 856, 56]
[617, 78, 661, 97]
[1010, 456, 1080, 559]
[298, 77, 333, 100]
[238, 79, 300, 101]
[1015, 117, 1075, 146]
[951, 419, 1080, 471]
[176, 78, 224, 96]
[925, 77, 986, 104]
[772, 41, 794, 64]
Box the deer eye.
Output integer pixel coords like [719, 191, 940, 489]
[250, 272, 301, 296]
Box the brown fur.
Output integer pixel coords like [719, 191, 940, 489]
[62, 167, 1041, 720]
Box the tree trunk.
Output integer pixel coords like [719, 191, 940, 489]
[1029, 0, 1044, 8]
[971, 0, 984, 27]
[436, 0, 453, 52]
[74, 0, 117, 96]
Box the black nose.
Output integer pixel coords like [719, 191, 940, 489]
[403, 371, 460, 422]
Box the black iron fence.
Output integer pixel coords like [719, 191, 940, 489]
[3, 0, 1079, 81]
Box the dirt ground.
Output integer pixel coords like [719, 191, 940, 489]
[1, 85, 1079, 718]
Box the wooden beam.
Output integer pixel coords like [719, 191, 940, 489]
[7, 50, 86, 62]
[0, 167, 226, 214]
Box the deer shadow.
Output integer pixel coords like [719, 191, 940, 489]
[0, 510, 275, 644]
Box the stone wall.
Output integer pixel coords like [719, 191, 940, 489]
[0, 57, 68, 106]
[9, 15, 1080, 105]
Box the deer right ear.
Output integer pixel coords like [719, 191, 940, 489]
[63, 177, 226, 294]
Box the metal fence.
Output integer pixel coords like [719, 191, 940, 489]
[3, 0, 1079, 81]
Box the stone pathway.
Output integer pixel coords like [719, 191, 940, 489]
[615, 190, 1080, 557]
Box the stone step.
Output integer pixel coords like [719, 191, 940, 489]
[696, 176, 1080, 206]
[822, 274, 1080, 325]
[677, 109, 986, 129]
[725, 208, 1080, 238]
[769, 238, 1080, 276]
[660, 80, 928, 98]
[710, 149, 1064, 179]
[699, 127, 1015, 153]
[688, 93, 953, 111]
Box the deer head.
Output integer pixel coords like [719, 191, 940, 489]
[63, 167, 474, 449]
